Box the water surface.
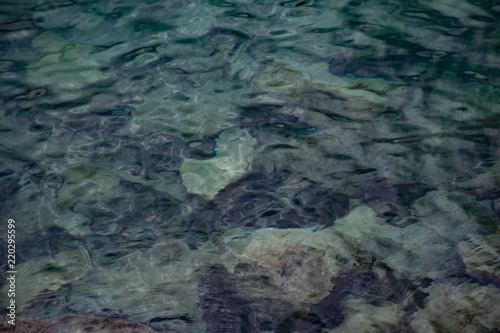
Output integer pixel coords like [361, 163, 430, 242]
[1, 0, 500, 332]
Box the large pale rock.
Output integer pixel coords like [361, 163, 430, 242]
[212, 225, 372, 306]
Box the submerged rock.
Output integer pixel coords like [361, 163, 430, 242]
[410, 282, 500, 333]
[329, 297, 403, 333]
[332, 193, 498, 281]
[26, 31, 107, 102]
[23, 217, 371, 331]
[180, 127, 256, 199]
[0, 314, 174, 333]
[11, 204, 497, 331]
[210, 225, 372, 307]
[458, 234, 500, 286]
[0, 249, 90, 312]
[56, 165, 120, 209]
[68, 237, 206, 332]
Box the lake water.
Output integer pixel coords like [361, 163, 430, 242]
[1, 0, 500, 332]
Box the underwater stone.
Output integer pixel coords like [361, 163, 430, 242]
[458, 234, 500, 285]
[0, 314, 174, 333]
[19, 205, 485, 330]
[333, 206, 387, 239]
[56, 165, 120, 209]
[0, 249, 90, 312]
[333, 205, 461, 280]
[54, 213, 92, 236]
[27, 32, 105, 101]
[412, 190, 495, 239]
[329, 297, 403, 333]
[198, 265, 252, 333]
[131, 80, 244, 139]
[66, 221, 372, 328]
[213, 225, 372, 307]
[180, 127, 256, 199]
[249, 59, 405, 108]
[68, 238, 206, 332]
[410, 282, 500, 333]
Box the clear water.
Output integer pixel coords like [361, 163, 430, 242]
[1, 0, 499, 332]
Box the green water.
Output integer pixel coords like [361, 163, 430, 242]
[0, 0, 500, 332]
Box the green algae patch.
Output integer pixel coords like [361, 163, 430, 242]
[180, 128, 256, 199]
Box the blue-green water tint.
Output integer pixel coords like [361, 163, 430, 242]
[1, 0, 500, 332]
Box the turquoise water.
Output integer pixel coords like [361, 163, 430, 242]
[1, 0, 500, 332]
